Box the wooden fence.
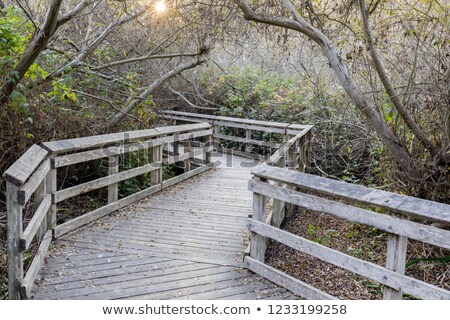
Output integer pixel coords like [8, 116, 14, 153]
[246, 165, 450, 300]
[3, 123, 213, 299]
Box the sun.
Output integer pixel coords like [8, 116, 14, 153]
[155, 1, 166, 13]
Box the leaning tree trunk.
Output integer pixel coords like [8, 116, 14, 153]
[234, 0, 420, 177]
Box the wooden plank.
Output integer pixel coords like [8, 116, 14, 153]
[164, 147, 212, 165]
[383, 235, 408, 300]
[108, 156, 119, 203]
[47, 165, 57, 231]
[17, 159, 50, 205]
[55, 184, 162, 237]
[21, 230, 52, 298]
[250, 178, 267, 262]
[214, 133, 281, 149]
[215, 146, 266, 161]
[161, 164, 214, 189]
[251, 165, 450, 223]
[248, 219, 450, 300]
[42, 123, 210, 154]
[20, 195, 51, 250]
[248, 179, 450, 250]
[54, 139, 163, 168]
[34, 178, 47, 242]
[55, 161, 162, 203]
[151, 145, 162, 185]
[245, 257, 336, 300]
[161, 129, 212, 144]
[3, 144, 48, 186]
[7, 182, 23, 299]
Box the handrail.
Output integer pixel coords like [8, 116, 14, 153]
[3, 123, 214, 299]
[247, 165, 450, 300]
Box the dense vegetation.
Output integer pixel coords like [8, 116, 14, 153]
[0, 0, 448, 299]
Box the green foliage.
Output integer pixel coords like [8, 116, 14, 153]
[306, 224, 337, 246]
[0, 6, 32, 66]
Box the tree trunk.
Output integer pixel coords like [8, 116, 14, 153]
[234, 0, 420, 176]
[0, 0, 63, 105]
[358, 0, 443, 162]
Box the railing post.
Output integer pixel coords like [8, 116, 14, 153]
[34, 179, 47, 242]
[214, 124, 221, 150]
[305, 130, 312, 173]
[272, 157, 286, 228]
[151, 145, 162, 184]
[245, 129, 252, 153]
[108, 155, 119, 203]
[250, 177, 267, 262]
[47, 160, 57, 234]
[204, 132, 212, 164]
[7, 182, 23, 300]
[183, 140, 191, 172]
[383, 234, 408, 299]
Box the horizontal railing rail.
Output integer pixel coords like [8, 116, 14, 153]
[3, 123, 213, 299]
[246, 165, 450, 300]
[161, 110, 313, 165]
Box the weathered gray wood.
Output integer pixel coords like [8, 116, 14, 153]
[248, 219, 450, 300]
[164, 147, 212, 166]
[215, 146, 266, 161]
[108, 156, 119, 203]
[3, 145, 48, 186]
[383, 234, 408, 300]
[20, 195, 51, 250]
[248, 179, 450, 250]
[250, 178, 267, 262]
[151, 145, 162, 185]
[251, 165, 450, 223]
[55, 161, 162, 203]
[245, 256, 336, 300]
[47, 164, 57, 231]
[54, 139, 163, 168]
[214, 133, 280, 149]
[42, 123, 210, 154]
[245, 129, 252, 153]
[162, 129, 212, 144]
[161, 164, 213, 189]
[34, 178, 47, 242]
[7, 182, 23, 299]
[183, 141, 191, 172]
[21, 230, 52, 298]
[17, 159, 50, 205]
[55, 184, 162, 237]
[203, 134, 212, 164]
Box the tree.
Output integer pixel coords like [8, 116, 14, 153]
[233, 0, 449, 181]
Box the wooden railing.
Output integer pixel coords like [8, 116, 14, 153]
[161, 110, 313, 164]
[161, 110, 314, 229]
[246, 165, 450, 300]
[3, 123, 213, 299]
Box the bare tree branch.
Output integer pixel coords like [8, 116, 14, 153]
[107, 57, 207, 128]
[169, 87, 219, 111]
[93, 52, 203, 71]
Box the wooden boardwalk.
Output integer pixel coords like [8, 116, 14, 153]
[31, 154, 294, 300]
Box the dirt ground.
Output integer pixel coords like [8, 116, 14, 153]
[266, 206, 450, 299]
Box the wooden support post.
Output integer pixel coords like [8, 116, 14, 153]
[250, 177, 267, 262]
[108, 156, 119, 203]
[305, 130, 312, 173]
[7, 182, 23, 300]
[204, 133, 212, 164]
[272, 157, 286, 228]
[214, 124, 221, 150]
[183, 141, 191, 172]
[151, 145, 162, 184]
[298, 136, 306, 173]
[47, 160, 57, 234]
[245, 129, 252, 153]
[34, 179, 47, 242]
[383, 234, 408, 300]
